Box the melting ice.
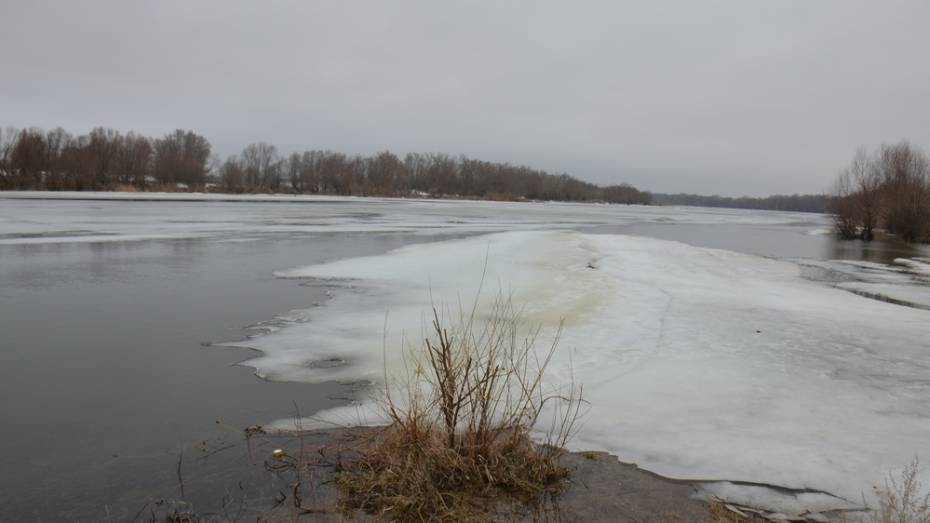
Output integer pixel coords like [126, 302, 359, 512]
[225, 230, 930, 513]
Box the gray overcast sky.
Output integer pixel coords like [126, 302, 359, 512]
[2, 1, 929, 196]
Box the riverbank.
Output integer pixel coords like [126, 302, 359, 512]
[0, 188, 647, 206]
[138, 426, 709, 522]
[137, 425, 865, 522]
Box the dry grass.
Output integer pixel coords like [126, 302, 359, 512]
[705, 500, 762, 523]
[336, 293, 584, 521]
[706, 458, 930, 523]
[869, 458, 930, 523]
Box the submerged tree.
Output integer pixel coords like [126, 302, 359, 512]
[830, 141, 930, 243]
[830, 147, 882, 240]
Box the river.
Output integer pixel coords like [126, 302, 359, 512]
[1, 192, 927, 520]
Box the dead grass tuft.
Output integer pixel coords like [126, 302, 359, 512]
[869, 458, 930, 523]
[336, 293, 584, 521]
[111, 183, 139, 192]
[705, 500, 761, 522]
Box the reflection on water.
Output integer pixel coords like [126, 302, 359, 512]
[827, 234, 928, 265]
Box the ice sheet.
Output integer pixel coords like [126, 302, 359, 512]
[838, 282, 930, 310]
[799, 256, 930, 311]
[0, 191, 827, 245]
[225, 231, 930, 513]
[895, 257, 930, 277]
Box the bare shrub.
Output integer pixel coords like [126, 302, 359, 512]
[869, 458, 930, 523]
[831, 142, 930, 243]
[336, 293, 584, 521]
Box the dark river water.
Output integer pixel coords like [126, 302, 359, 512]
[0, 228, 458, 521]
[0, 195, 925, 521]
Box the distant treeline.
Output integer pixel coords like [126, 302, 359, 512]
[830, 141, 930, 243]
[0, 127, 209, 191]
[0, 126, 651, 204]
[651, 192, 828, 213]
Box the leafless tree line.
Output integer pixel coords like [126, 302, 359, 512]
[831, 141, 930, 243]
[219, 145, 651, 203]
[651, 192, 828, 213]
[0, 126, 210, 191]
[0, 125, 651, 204]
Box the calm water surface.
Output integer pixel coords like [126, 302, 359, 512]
[0, 227, 457, 520]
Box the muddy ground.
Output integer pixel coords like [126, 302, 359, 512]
[129, 426, 720, 522]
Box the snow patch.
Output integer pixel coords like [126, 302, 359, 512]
[805, 227, 832, 236]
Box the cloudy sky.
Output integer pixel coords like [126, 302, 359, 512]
[2, 1, 929, 196]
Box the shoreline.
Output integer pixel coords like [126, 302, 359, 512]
[142, 425, 712, 522]
[0, 188, 650, 206]
[138, 425, 863, 522]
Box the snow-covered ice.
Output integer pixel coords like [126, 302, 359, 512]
[222, 230, 930, 513]
[0, 191, 827, 245]
[800, 257, 930, 310]
[895, 257, 930, 277]
[838, 282, 930, 310]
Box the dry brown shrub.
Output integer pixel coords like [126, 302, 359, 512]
[336, 293, 584, 521]
[869, 458, 930, 523]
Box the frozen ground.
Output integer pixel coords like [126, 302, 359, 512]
[229, 231, 930, 514]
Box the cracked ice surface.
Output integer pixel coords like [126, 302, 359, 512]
[226, 230, 930, 511]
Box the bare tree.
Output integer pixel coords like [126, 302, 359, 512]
[0, 123, 654, 203]
[0, 127, 20, 188]
[366, 151, 405, 195]
[153, 130, 211, 187]
[877, 142, 930, 242]
[240, 142, 280, 190]
[833, 147, 884, 240]
[285, 152, 302, 192]
[831, 141, 930, 243]
[113, 132, 152, 187]
[10, 128, 49, 188]
[218, 156, 245, 193]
